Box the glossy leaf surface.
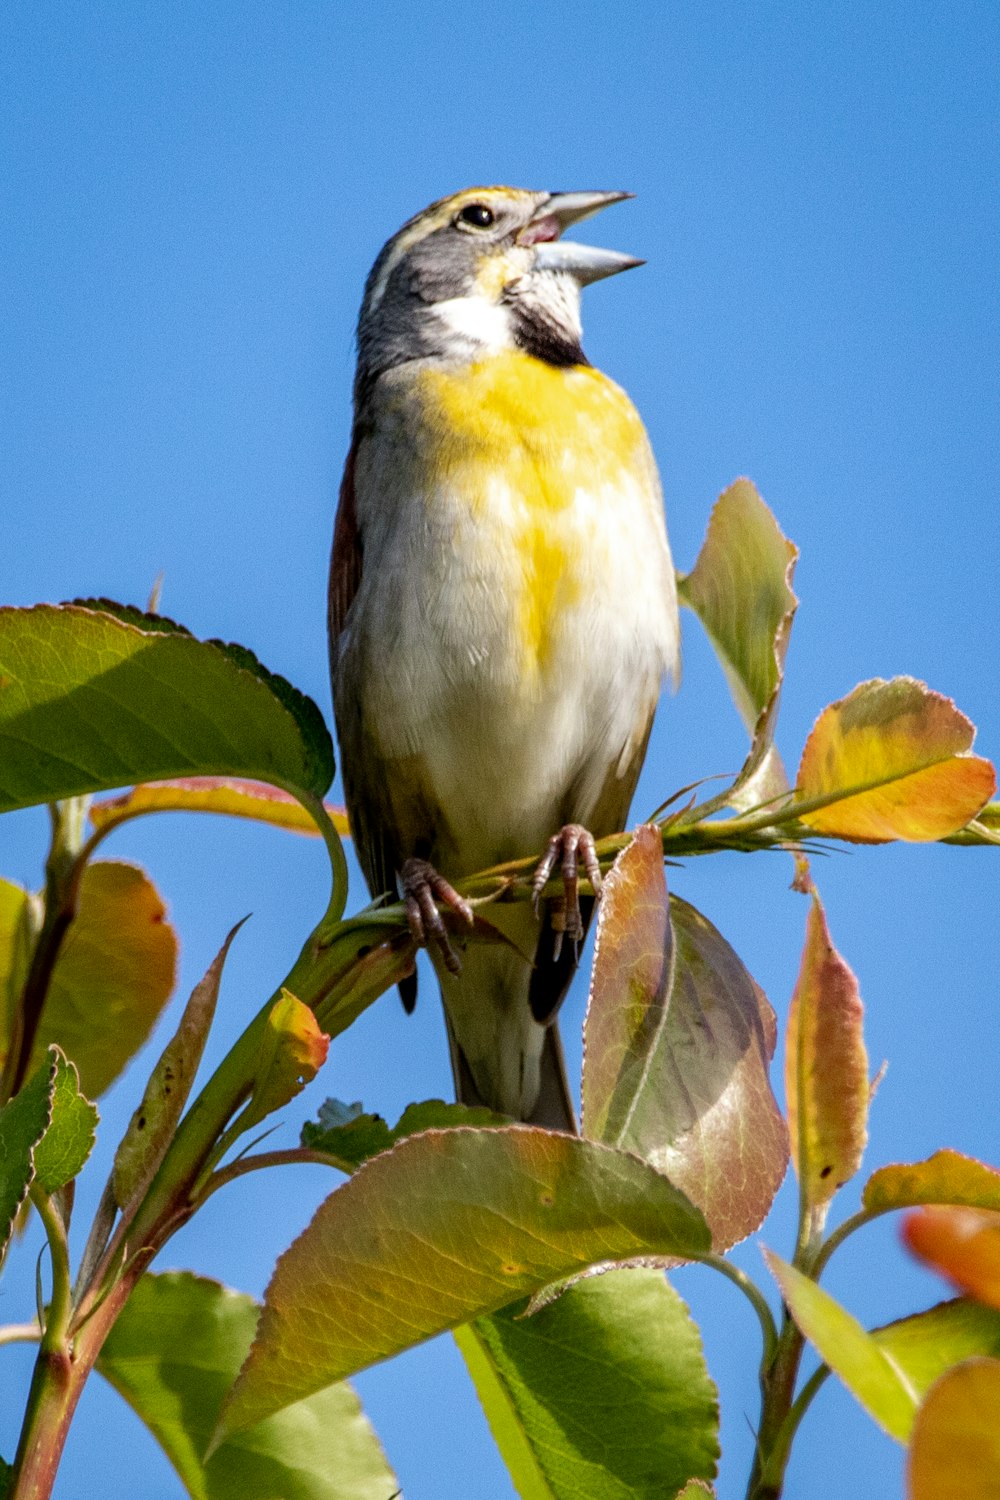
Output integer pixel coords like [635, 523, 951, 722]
[796, 678, 995, 841]
[0, 603, 334, 812]
[786, 894, 868, 1205]
[98, 1272, 397, 1500]
[219, 1128, 709, 1435]
[457, 1268, 719, 1499]
[583, 828, 788, 1249]
[764, 1250, 917, 1440]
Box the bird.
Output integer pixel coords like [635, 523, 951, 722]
[329, 187, 679, 1131]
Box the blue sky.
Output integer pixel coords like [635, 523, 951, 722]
[2, 3, 998, 1496]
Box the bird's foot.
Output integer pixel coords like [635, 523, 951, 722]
[530, 824, 603, 961]
[400, 857, 474, 976]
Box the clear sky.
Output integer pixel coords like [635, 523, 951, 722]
[2, 3, 998, 1497]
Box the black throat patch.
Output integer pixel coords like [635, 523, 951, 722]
[506, 299, 588, 368]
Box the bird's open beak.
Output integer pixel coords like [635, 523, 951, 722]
[519, 191, 643, 284]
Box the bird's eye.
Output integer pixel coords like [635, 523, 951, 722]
[457, 203, 495, 229]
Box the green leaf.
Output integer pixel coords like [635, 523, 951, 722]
[874, 1299, 1000, 1404]
[301, 1097, 510, 1168]
[786, 894, 869, 1206]
[97, 1271, 397, 1500]
[673, 1485, 715, 1498]
[16, 861, 178, 1099]
[763, 1249, 917, 1441]
[864, 1150, 1000, 1215]
[32, 1051, 98, 1193]
[583, 828, 788, 1250]
[218, 1127, 710, 1436]
[0, 1054, 54, 1262]
[676, 479, 797, 809]
[907, 1357, 1000, 1498]
[0, 602, 334, 813]
[456, 1268, 719, 1499]
[114, 924, 243, 1211]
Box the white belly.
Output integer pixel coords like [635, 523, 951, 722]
[339, 407, 679, 873]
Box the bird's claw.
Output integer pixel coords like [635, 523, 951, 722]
[530, 823, 603, 959]
[400, 857, 474, 976]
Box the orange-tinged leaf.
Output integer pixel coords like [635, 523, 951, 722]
[90, 778, 349, 839]
[0, 861, 178, 1099]
[583, 827, 788, 1251]
[864, 1151, 1000, 1215]
[908, 1358, 1000, 1499]
[234, 990, 329, 1137]
[796, 678, 996, 842]
[786, 894, 869, 1206]
[217, 1128, 710, 1436]
[903, 1208, 1000, 1311]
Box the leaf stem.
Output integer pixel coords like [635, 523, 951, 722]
[809, 1207, 880, 1280]
[196, 1145, 352, 1204]
[0, 1323, 42, 1347]
[698, 1253, 779, 1369]
[28, 1188, 72, 1352]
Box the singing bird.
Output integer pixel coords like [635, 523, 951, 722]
[330, 187, 678, 1130]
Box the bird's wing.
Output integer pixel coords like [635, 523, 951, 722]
[327, 438, 362, 659]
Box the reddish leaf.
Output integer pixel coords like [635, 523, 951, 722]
[903, 1207, 1000, 1311]
[583, 827, 788, 1250]
[786, 894, 869, 1206]
[796, 678, 995, 842]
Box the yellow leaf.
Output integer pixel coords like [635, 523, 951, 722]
[908, 1358, 1000, 1498]
[90, 777, 349, 838]
[786, 894, 869, 1205]
[2, 862, 177, 1099]
[864, 1151, 1000, 1215]
[796, 678, 995, 842]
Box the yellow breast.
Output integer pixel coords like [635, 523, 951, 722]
[409, 351, 655, 668]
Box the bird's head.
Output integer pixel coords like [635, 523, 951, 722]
[354, 187, 640, 408]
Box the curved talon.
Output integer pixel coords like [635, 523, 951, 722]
[530, 823, 603, 959]
[400, 857, 474, 976]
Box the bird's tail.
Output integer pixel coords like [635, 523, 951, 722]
[448, 1011, 576, 1131]
[438, 902, 578, 1132]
